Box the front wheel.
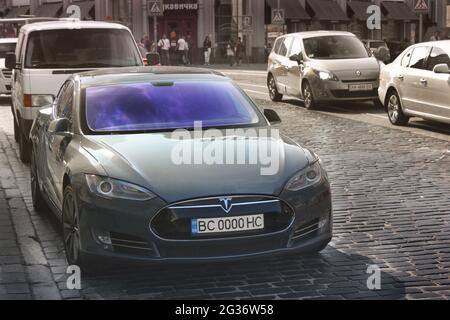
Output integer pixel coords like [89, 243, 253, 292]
[386, 91, 409, 126]
[31, 151, 47, 212]
[302, 81, 317, 110]
[268, 74, 283, 102]
[19, 129, 31, 163]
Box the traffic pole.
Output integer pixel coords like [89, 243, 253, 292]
[419, 13, 423, 42]
[153, 16, 157, 52]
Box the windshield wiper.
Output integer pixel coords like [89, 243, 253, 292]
[31, 63, 73, 68]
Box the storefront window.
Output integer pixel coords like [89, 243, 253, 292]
[215, 0, 237, 61]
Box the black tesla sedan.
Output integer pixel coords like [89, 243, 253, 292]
[30, 67, 332, 271]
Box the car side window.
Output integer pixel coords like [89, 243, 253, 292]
[278, 37, 292, 57]
[289, 37, 302, 57]
[273, 38, 282, 55]
[401, 49, 413, 67]
[55, 81, 74, 124]
[427, 47, 450, 71]
[408, 47, 430, 70]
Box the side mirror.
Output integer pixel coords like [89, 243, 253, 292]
[433, 63, 450, 74]
[264, 109, 281, 125]
[146, 52, 161, 66]
[5, 53, 17, 69]
[289, 53, 303, 65]
[48, 118, 72, 138]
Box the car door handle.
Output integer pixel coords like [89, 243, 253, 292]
[420, 78, 428, 85]
[397, 75, 404, 80]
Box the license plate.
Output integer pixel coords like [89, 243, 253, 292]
[348, 83, 373, 91]
[192, 214, 264, 235]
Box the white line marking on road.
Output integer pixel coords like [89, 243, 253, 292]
[237, 82, 267, 89]
[243, 89, 269, 96]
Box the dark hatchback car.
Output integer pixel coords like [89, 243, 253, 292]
[30, 67, 332, 271]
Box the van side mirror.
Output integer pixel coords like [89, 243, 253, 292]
[48, 118, 72, 138]
[5, 53, 17, 69]
[289, 53, 303, 65]
[433, 63, 450, 74]
[264, 109, 281, 125]
[146, 52, 161, 66]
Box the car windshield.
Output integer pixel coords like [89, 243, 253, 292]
[85, 80, 262, 133]
[25, 29, 142, 69]
[0, 42, 16, 59]
[303, 36, 370, 60]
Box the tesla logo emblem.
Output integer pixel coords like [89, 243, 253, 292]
[356, 70, 362, 77]
[219, 198, 233, 213]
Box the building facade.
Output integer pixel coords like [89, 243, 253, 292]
[1, 0, 450, 63]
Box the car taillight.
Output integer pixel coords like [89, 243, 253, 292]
[23, 94, 32, 108]
[143, 58, 148, 66]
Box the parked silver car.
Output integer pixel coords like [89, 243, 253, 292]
[379, 40, 450, 126]
[267, 31, 381, 109]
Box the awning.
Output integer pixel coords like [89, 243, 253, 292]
[62, 1, 95, 20]
[34, 2, 63, 18]
[306, 0, 349, 22]
[4, 6, 30, 18]
[381, 1, 419, 21]
[266, 0, 310, 20]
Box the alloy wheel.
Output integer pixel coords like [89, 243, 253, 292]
[388, 94, 399, 123]
[63, 192, 81, 265]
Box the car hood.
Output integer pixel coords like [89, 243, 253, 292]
[309, 57, 380, 80]
[81, 130, 311, 204]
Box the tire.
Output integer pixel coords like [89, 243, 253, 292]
[19, 129, 31, 163]
[302, 81, 317, 110]
[31, 150, 47, 212]
[267, 74, 283, 102]
[13, 116, 19, 143]
[62, 185, 100, 275]
[386, 90, 409, 126]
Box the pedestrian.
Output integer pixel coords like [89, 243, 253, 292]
[143, 35, 152, 52]
[226, 40, 235, 67]
[177, 35, 190, 65]
[235, 37, 244, 66]
[203, 35, 212, 65]
[430, 30, 441, 41]
[158, 34, 171, 66]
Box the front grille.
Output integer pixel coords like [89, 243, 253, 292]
[110, 232, 155, 257]
[331, 88, 378, 98]
[291, 219, 319, 242]
[151, 196, 294, 240]
[2, 69, 12, 78]
[341, 79, 378, 83]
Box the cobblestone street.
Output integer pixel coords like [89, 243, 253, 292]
[1, 88, 450, 300]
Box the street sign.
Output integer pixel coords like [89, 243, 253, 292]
[148, 0, 164, 16]
[414, 0, 429, 12]
[272, 9, 285, 25]
[242, 15, 253, 34]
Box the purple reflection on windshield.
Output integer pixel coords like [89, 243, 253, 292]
[85, 81, 259, 132]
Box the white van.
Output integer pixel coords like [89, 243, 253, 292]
[6, 20, 144, 162]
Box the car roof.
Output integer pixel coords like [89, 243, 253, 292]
[75, 67, 228, 87]
[0, 38, 18, 43]
[277, 31, 356, 40]
[19, 20, 130, 34]
[409, 39, 450, 50]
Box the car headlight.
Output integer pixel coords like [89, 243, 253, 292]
[30, 94, 54, 108]
[85, 175, 156, 201]
[284, 161, 323, 192]
[315, 70, 339, 81]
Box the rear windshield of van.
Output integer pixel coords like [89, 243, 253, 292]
[24, 29, 142, 69]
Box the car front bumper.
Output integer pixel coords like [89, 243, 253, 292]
[309, 77, 379, 102]
[73, 175, 333, 264]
